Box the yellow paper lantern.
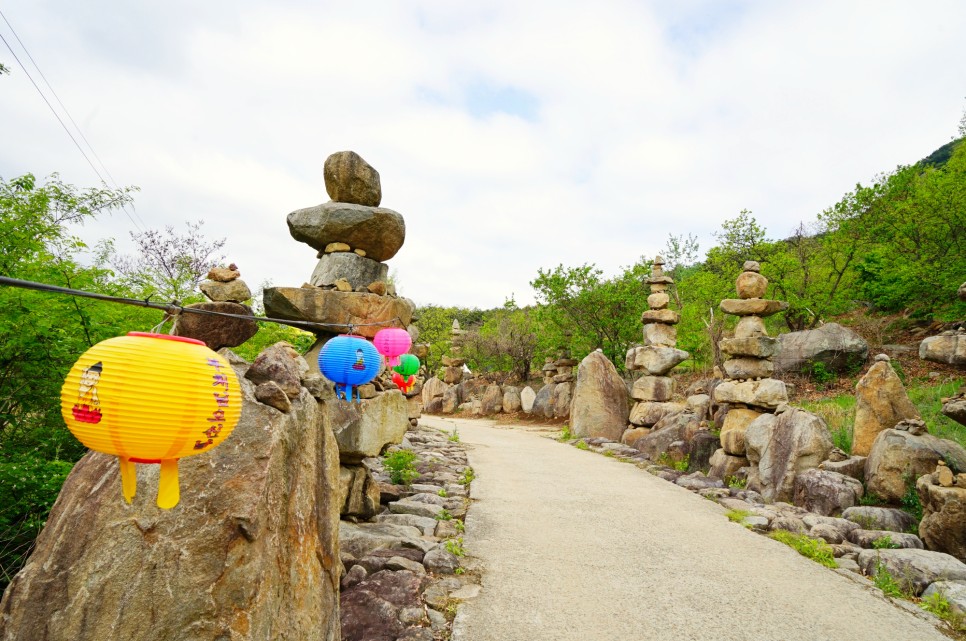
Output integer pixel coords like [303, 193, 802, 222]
[60, 332, 241, 509]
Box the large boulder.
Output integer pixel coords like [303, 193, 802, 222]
[570, 351, 630, 441]
[919, 333, 966, 366]
[532, 384, 554, 419]
[852, 359, 920, 456]
[552, 382, 573, 419]
[842, 506, 918, 533]
[502, 386, 522, 413]
[865, 425, 966, 502]
[339, 464, 382, 519]
[632, 412, 699, 460]
[712, 379, 788, 411]
[917, 473, 966, 561]
[172, 301, 258, 350]
[629, 401, 684, 428]
[309, 252, 389, 289]
[856, 549, 966, 596]
[0, 362, 341, 640]
[774, 322, 869, 374]
[942, 392, 966, 426]
[263, 287, 415, 339]
[341, 570, 427, 641]
[520, 386, 536, 413]
[287, 202, 405, 262]
[792, 468, 863, 516]
[744, 409, 834, 502]
[480, 384, 504, 416]
[707, 448, 749, 480]
[329, 390, 409, 463]
[323, 150, 382, 207]
[421, 376, 447, 406]
[245, 341, 304, 399]
[441, 386, 460, 414]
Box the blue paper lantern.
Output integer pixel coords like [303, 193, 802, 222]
[319, 334, 381, 402]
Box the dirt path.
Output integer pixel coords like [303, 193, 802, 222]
[419, 415, 948, 641]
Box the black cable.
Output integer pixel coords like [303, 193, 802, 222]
[0, 276, 404, 332]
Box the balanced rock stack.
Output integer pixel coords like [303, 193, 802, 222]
[172, 263, 258, 350]
[712, 261, 789, 468]
[442, 320, 468, 385]
[625, 256, 690, 429]
[263, 151, 416, 358]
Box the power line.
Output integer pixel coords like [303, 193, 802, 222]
[0, 11, 145, 231]
[0, 276, 405, 332]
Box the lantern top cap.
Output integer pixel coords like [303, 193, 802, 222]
[126, 332, 206, 346]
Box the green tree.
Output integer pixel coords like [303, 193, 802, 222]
[461, 298, 538, 381]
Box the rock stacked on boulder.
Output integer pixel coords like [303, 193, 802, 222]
[172, 263, 259, 349]
[917, 460, 966, 561]
[265, 151, 415, 347]
[625, 257, 690, 431]
[851, 354, 920, 456]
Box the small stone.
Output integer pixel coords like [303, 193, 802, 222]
[734, 316, 768, 339]
[368, 281, 387, 295]
[323, 150, 382, 207]
[742, 261, 760, 273]
[647, 292, 670, 309]
[207, 264, 240, 282]
[641, 309, 680, 324]
[736, 271, 768, 299]
[874, 353, 890, 362]
[255, 381, 292, 413]
[325, 242, 351, 253]
[357, 384, 377, 400]
[354, 249, 367, 257]
[334, 278, 353, 292]
[937, 463, 955, 487]
[200, 278, 252, 303]
[723, 357, 774, 380]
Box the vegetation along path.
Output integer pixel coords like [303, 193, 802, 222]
[419, 415, 948, 641]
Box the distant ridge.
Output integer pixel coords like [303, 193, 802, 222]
[920, 137, 963, 167]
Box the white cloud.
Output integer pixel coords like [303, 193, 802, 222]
[1, 0, 964, 311]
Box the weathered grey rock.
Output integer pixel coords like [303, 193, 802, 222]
[720, 336, 778, 359]
[852, 360, 920, 456]
[920, 334, 966, 366]
[633, 412, 699, 460]
[621, 427, 651, 449]
[341, 570, 426, 641]
[923, 580, 966, 616]
[532, 384, 554, 418]
[842, 506, 919, 533]
[707, 448, 748, 480]
[634, 346, 690, 375]
[339, 521, 425, 558]
[389, 497, 444, 519]
[520, 386, 536, 413]
[720, 299, 789, 317]
[918, 475, 966, 561]
[848, 529, 923, 549]
[631, 376, 675, 402]
[865, 428, 966, 502]
[720, 407, 762, 456]
[792, 469, 863, 516]
[200, 278, 252, 303]
[339, 464, 381, 519]
[736, 271, 768, 299]
[374, 513, 438, 537]
[689, 430, 721, 470]
[686, 394, 711, 420]
[207, 264, 240, 282]
[245, 341, 303, 399]
[629, 401, 684, 427]
[0, 370, 340, 641]
[943, 396, 966, 427]
[647, 292, 670, 309]
[819, 456, 867, 481]
[744, 409, 833, 502]
[423, 547, 460, 574]
[480, 384, 504, 415]
[808, 521, 856, 544]
[734, 315, 768, 339]
[552, 382, 573, 419]
[723, 357, 774, 380]
[264, 288, 414, 339]
[309, 252, 389, 289]
[857, 549, 966, 596]
[323, 150, 382, 207]
[442, 366, 463, 385]
[502, 386, 522, 413]
[329, 391, 409, 463]
[287, 201, 405, 262]
[774, 322, 869, 374]
[441, 385, 460, 414]
[643, 322, 677, 347]
[641, 309, 681, 324]
[713, 378, 788, 410]
[172, 301, 258, 350]
[255, 380, 292, 412]
[570, 351, 630, 441]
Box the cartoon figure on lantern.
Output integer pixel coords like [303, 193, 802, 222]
[71, 361, 103, 424]
[352, 348, 366, 371]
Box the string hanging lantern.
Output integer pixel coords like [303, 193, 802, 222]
[318, 334, 381, 402]
[391, 353, 420, 394]
[60, 332, 241, 509]
[373, 327, 411, 367]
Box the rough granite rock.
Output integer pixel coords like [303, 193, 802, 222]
[720, 407, 762, 456]
[744, 409, 834, 503]
[792, 468, 863, 516]
[923, 581, 966, 616]
[264, 287, 415, 340]
[735, 271, 768, 299]
[917, 474, 966, 561]
[245, 341, 304, 399]
[819, 456, 867, 481]
[631, 376, 675, 402]
[480, 384, 504, 416]
[848, 529, 924, 550]
[723, 357, 775, 380]
[719, 336, 778, 359]
[502, 386, 522, 413]
[329, 391, 409, 463]
[713, 379, 788, 410]
[0, 366, 341, 641]
[552, 382, 573, 419]
[200, 278, 252, 303]
[865, 428, 966, 502]
[734, 315, 768, 339]
[719, 299, 789, 317]
[842, 506, 919, 533]
[629, 401, 684, 427]
[421, 377, 447, 405]
[707, 448, 749, 480]
[255, 380, 293, 412]
[943, 395, 966, 427]
[172, 301, 258, 350]
[339, 464, 382, 519]
[633, 346, 690, 376]
[919, 334, 966, 366]
[309, 252, 389, 289]
[532, 384, 554, 418]
[643, 322, 677, 347]
[852, 360, 920, 457]
[340, 570, 426, 641]
[570, 351, 630, 441]
[856, 549, 966, 596]
[774, 322, 869, 374]
[323, 150, 382, 207]
[632, 412, 699, 460]
[640, 309, 681, 324]
[520, 386, 536, 413]
[287, 202, 405, 262]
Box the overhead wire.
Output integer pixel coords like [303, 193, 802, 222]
[0, 9, 145, 231]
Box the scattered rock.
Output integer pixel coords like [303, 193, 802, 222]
[842, 506, 919, 533]
[255, 380, 293, 412]
[856, 548, 966, 596]
[774, 322, 869, 374]
[329, 391, 409, 463]
[207, 264, 240, 282]
[848, 529, 923, 549]
[919, 334, 966, 366]
[245, 341, 303, 399]
[264, 288, 414, 340]
[917, 473, 966, 561]
[792, 468, 863, 516]
[719, 299, 789, 317]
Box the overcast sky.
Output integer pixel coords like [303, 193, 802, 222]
[1, 1, 964, 309]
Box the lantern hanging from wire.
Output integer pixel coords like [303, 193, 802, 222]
[373, 327, 412, 367]
[60, 332, 241, 509]
[391, 353, 420, 394]
[318, 334, 381, 402]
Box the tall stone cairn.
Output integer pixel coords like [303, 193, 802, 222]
[549, 334, 577, 419]
[713, 261, 790, 458]
[441, 320, 468, 385]
[625, 256, 690, 428]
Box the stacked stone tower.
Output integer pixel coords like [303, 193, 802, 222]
[263, 151, 416, 364]
[442, 320, 468, 385]
[714, 261, 789, 463]
[626, 256, 690, 429]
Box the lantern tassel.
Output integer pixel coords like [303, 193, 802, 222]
[157, 459, 180, 509]
[119, 456, 137, 503]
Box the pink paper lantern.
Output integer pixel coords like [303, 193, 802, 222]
[373, 328, 412, 367]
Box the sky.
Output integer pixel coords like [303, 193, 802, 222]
[1, 0, 964, 309]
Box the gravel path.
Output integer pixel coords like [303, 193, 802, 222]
[419, 415, 949, 641]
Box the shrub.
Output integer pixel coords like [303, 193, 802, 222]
[872, 535, 901, 550]
[383, 450, 419, 486]
[768, 531, 838, 568]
